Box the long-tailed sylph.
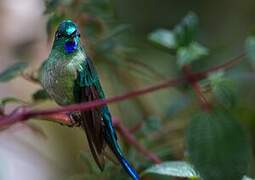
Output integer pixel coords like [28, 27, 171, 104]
[39, 20, 139, 180]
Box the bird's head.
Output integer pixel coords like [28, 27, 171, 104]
[53, 20, 81, 54]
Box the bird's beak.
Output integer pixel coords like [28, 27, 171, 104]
[70, 30, 77, 39]
[68, 38, 75, 44]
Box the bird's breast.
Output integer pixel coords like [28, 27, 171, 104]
[41, 60, 77, 105]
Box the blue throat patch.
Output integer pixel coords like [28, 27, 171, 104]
[64, 41, 78, 54]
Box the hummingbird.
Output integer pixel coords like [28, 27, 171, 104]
[39, 20, 139, 180]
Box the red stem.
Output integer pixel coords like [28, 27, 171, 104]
[195, 52, 246, 78]
[191, 81, 211, 111]
[0, 53, 246, 126]
[0, 78, 184, 127]
[182, 65, 211, 111]
[39, 113, 72, 125]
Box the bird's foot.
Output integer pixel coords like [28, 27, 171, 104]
[67, 112, 81, 127]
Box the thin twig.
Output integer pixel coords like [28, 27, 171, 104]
[0, 52, 246, 127]
[195, 52, 246, 78]
[0, 77, 183, 127]
[38, 113, 73, 125]
[182, 65, 211, 111]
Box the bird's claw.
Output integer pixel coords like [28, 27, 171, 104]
[67, 112, 81, 127]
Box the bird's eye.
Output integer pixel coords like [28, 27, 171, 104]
[78, 33, 81, 37]
[56, 31, 63, 39]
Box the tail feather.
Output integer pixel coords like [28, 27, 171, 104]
[105, 132, 140, 180]
[118, 156, 140, 180]
[102, 107, 139, 179]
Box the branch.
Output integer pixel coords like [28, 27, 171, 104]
[180, 52, 246, 112]
[195, 52, 246, 79]
[0, 52, 246, 127]
[38, 113, 73, 125]
[182, 65, 211, 111]
[0, 78, 184, 127]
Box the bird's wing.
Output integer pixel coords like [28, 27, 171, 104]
[85, 58, 117, 139]
[74, 57, 139, 179]
[73, 57, 107, 171]
[84, 57, 120, 163]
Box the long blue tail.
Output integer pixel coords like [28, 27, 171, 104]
[102, 107, 140, 179]
[104, 125, 139, 179]
[107, 134, 140, 180]
[118, 155, 140, 180]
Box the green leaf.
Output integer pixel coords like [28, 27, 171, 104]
[187, 109, 251, 180]
[242, 175, 254, 180]
[174, 12, 198, 47]
[0, 97, 26, 106]
[0, 97, 27, 115]
[148, 29, 176, 49]
[0, 63, 28, 82]
[177, 42, 208, 66]
[209, 71, 236, 108]
[32, 89, 50, 102]
[148, 12, 199, 51]
[245, 36, 255, 62]
[142, 161, 199, 178]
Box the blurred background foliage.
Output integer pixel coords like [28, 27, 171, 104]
[0, 0, 255, 179]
